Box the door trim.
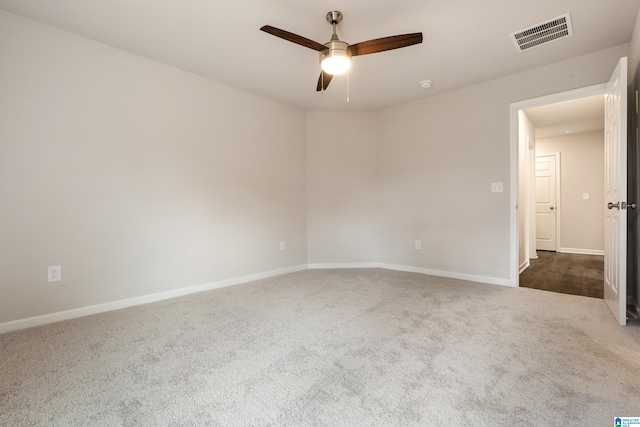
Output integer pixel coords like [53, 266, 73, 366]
[509, 83, 606, 287]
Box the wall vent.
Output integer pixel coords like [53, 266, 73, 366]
[510, 13, 573, 53]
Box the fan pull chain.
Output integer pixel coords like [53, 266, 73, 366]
[346, 70, 350, 103]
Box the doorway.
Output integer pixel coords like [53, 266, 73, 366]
[519, 96, 605, 300]
[508, 83, 606, 287]
[510, 58, 630, 325]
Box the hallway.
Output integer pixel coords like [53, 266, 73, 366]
[519, 251, 604, 298]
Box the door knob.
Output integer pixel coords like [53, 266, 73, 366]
[550, 206, 555, 210]
[608, 202, 620, 210]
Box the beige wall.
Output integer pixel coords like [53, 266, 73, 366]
[630, 4, 640, 80]
[306, 112, 381, 264]
[377, 45, 627, 282]
[0, 11, 307, 323]
[536, 131, 605, 253]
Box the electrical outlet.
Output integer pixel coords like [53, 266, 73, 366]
[491, 182, 504, 193]
[280, 241, 286, 251]
[583, 193, 590, 200]
[415, 240, 422, 250]
[47, 265, 61, 282]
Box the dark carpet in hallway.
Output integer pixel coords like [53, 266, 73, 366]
[519, 251, 604, 299]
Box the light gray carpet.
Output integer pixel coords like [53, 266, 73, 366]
[1, 268, 639, 426]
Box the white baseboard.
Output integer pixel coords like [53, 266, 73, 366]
[0, 262, 512, 334]
[378, 263, 512, 287]
[558, 247, 604, 256]
[307, 262, 380, 270]
[308, 262, 513, 287]
[519, 260, 530, 274]
[0, 265, 307, 335]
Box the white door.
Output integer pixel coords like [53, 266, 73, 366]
[604, 57, 627, 326]
[535, 154, 558, 251]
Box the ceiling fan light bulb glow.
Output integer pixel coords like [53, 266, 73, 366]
[321, 55, 351, 75]
[320, 41, 352, 75]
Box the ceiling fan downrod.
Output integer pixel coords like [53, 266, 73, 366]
[320, 11, 351, 75]
[327, 11, 342, 41]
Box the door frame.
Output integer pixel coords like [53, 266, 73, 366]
[509, 83, 606, 287]
[535, 152, 561, 252]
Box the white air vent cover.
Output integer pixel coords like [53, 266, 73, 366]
[510, 13, 573, 52]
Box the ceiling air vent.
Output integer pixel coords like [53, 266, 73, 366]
[510, 13, 573, 53]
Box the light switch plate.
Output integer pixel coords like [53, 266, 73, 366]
[583, 193, 589, 200]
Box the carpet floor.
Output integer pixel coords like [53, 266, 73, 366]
[1, 268, 639, 426]
[519, 251, 604, 299]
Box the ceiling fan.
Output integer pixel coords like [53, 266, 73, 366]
[260, 11, 423, 91]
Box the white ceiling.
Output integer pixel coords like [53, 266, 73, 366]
[1, 0, 639, 111]
[525, 94, 605, 139]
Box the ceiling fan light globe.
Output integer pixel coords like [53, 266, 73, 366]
[319, 40, 352, 75]
[321, 55, 351, 75]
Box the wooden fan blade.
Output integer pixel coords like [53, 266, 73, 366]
[350, 33, 423, 56]
[260, 25, 327, 52]
[316, 71, 334, 91]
